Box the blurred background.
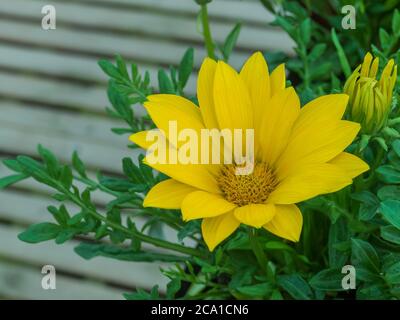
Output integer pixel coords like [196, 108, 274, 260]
[0, 0, 293, 299]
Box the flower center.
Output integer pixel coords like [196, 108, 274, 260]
[217, 163, 279, 207]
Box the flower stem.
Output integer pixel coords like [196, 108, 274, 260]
[200, 4, 216, 60]
[248, 229, 274, 282]
[55, 180, 205, 258]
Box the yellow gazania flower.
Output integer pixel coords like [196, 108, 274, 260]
[130, 52, 369, 251]
[344, 52, 397, 134]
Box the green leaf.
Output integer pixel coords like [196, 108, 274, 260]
[357, 266, 383, 283]
[309, 268, 344, 291]
[359, 134, 371, 151]
[55, 228, 78, 244]
[166, 278, 181, 300]
[178, 48, 194, 89]
[116, 55, 129, 80]
[265, 241, 295, 252]
[277, 274, 313, 300]
[177, 220, 200, 242]
[378, 185, 400, 201]
[98, 59, 121, 79]
[357, 284, 387, 299]
[351, 238, 380, 272]
[270, 290, 284, 300]
[106, 193, 137, 210]
[274, 16, 296, 39]
[47, 205, 70, 226]
[38, 144, 59, 178]
[352, 190, 380, 221]
[328, 218, 349, 268]
[381, 225, 400, 245]
[222, 23, 241, 61]
[74, 243, 188, 262]
[358, 203, 379, 221]
[392, 9, 400, 37]
[377, 165, 400, 184]
[67, 212, 84, 226]
[111, 127, 133, 135]
[383, 127, 400, 139]
[385, 261, 400, 284]
[2, 159, 23, 172]
[95, 224, 108, 240]
[60, 165, 73, 190]
[309, 62, 332, 80]
[0, 173, 28, 189]
[308, 43, 326, 61]
[299, 18, 311, 46]
[158, 69, 175, 94]
[380, 200, 400, 229]
[236, 283, 274, 298]
[351, 191, 379, 206]
[393, 139, 400, 158]
[18, 223, 61, 243]
[124, 285, 160, 300]
[195, 0, 212, 5]
[122, 157, 145, 184]
[379, 28, 391, 51]
[331, 28, 351, 77]
[228, 266, 256, 289]
[72, 151, 87, 178]
[374, 136, 389, 151]
[99, 176, 146, 192]
[16, 156, 43, 174]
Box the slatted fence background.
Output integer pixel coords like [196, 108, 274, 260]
[0, 0, 293, 299]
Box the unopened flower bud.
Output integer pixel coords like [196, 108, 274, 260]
[344, 52, 397, 134]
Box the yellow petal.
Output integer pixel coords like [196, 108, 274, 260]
[328, 152, 369, 179]
[202, 211, 240, 251]
[240, 52, 270, 131]
[259, 87, 300, 166]
[129, 129, 163, 150]
[144, 153, 221, 194]
[361, 52, 373, 77]
[181, 191, 236, 221]
[148, 94, 203, 123]
[213, 61, 253, 130]
[143, 179, 197, 209]
[144, 94, 205, 148]
[263, 204, 302, 242]
[198, 58, 219, 129]
[268, 163, 352, 204]
[276, 120, 360, 179]
[291, 94, 349, 134]
[234, 203, 276, 228]
[270, 63, 286, 96]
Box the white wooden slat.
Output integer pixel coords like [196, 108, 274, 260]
[0, 44, 197, 94]
[0, 120, 138, 173]
[0, 44, 105, 84]
[5, 0, 293, 53]
[64, 0, 271, 25]
[0, 20, 249, 69]
[0, 261, 124, 299]
[0, 72, 107, 112]
[0, 101, 127, 147]
[0, 189, 64, 225]
[0, 224, 170, 290]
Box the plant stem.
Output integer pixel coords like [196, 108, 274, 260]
[200, 4, 216, 60]
[248, 229, 274, 282]
[57, 182, 206, 258]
